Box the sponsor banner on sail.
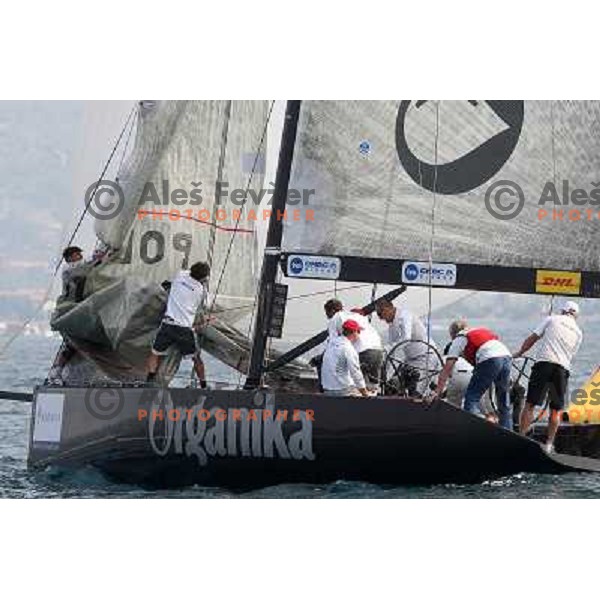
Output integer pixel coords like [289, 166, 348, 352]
[282, 101, 600, 283]
[402, 261, 457, 287]
[287, 254, 341, 279]
[535, 270, 581, 295]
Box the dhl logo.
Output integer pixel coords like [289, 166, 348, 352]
[535, 270, 581, 295]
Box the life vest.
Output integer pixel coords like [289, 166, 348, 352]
[460, 327, 499, 365]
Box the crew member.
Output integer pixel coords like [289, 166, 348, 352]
[375, 298, 438, 394]
[515, 300, 583, 453]
[441, 340, 497, 420]
[322, 299, 384, 388]
[47, 246, 94, 384]
[321, 319, 372, 397]
[146, 261, 210, 386]
[434, 319, 512, 430]
[60, 246, 87, 302]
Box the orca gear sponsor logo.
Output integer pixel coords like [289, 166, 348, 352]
[289, 256, 304, 275]
[402, 261, 457, 286]
[535, 270, 581, 295]
[287, 255, 341, 279]
[403, 263, 419, 281]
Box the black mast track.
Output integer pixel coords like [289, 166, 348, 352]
[245, 101, 302, 388]
[265, 285, 407, 373]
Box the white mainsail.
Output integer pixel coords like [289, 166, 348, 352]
[283, 101, 600, 273]
[53, 101, 273, 381]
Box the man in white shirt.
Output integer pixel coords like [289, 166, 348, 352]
[321, 319, 371, 396]
[375, 298, 438, 395]
[434, 319, 513, 430]
[323, 299, 383, 388]
[145, 261, 210, 386]
[514, 300, 583, 452]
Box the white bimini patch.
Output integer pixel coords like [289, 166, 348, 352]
[33, 393, 65, 443]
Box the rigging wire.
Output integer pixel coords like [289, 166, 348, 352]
[0, 102, 138, 359]
[55, 103, 138, 275]
[206, 100, 232, 271]
[549, 101, 558, 317]
[115, 106, 138, 178]
[207, 100, 275, 320]
[211, 282, 374, 316]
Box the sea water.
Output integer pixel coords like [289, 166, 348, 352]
[2, 325, 600, 499]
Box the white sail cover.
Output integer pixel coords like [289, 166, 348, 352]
[283, 101, 600, 273]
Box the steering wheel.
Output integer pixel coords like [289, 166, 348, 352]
[381, 340, 444, 397]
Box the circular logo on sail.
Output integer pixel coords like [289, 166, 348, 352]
[358, 140, 372, 156]
[404, 263, 419, 281]
[289, 257, 304, 275]
[395, 101, 524, 195]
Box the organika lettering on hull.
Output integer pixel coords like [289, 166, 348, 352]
[147, 391, 315, 466]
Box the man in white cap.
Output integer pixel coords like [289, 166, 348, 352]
[514, 300, 583, 452]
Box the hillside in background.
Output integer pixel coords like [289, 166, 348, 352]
[0, 101, 84, 314]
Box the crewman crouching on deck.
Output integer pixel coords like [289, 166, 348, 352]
[324, 299, 383, 389]
[145, 261, 210, 387]
[434, 319, 513, 430]
[321, 319, 374, 397]
[514, 300, 583, 453]
[311, 299, 383, 391]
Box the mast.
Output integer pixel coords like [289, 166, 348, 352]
[245, 101, 302, 388]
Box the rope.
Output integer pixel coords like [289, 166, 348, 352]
[424, 101, 441, 394]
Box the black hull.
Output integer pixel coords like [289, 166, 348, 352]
[27, 386, 600, 489]
[533, 422, 600, 460]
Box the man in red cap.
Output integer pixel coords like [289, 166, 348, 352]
[321, 319, 373, 397]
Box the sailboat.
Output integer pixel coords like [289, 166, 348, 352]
[21, 100, 600, 488]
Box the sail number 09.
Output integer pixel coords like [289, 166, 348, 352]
[120, 230, 193, 268]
